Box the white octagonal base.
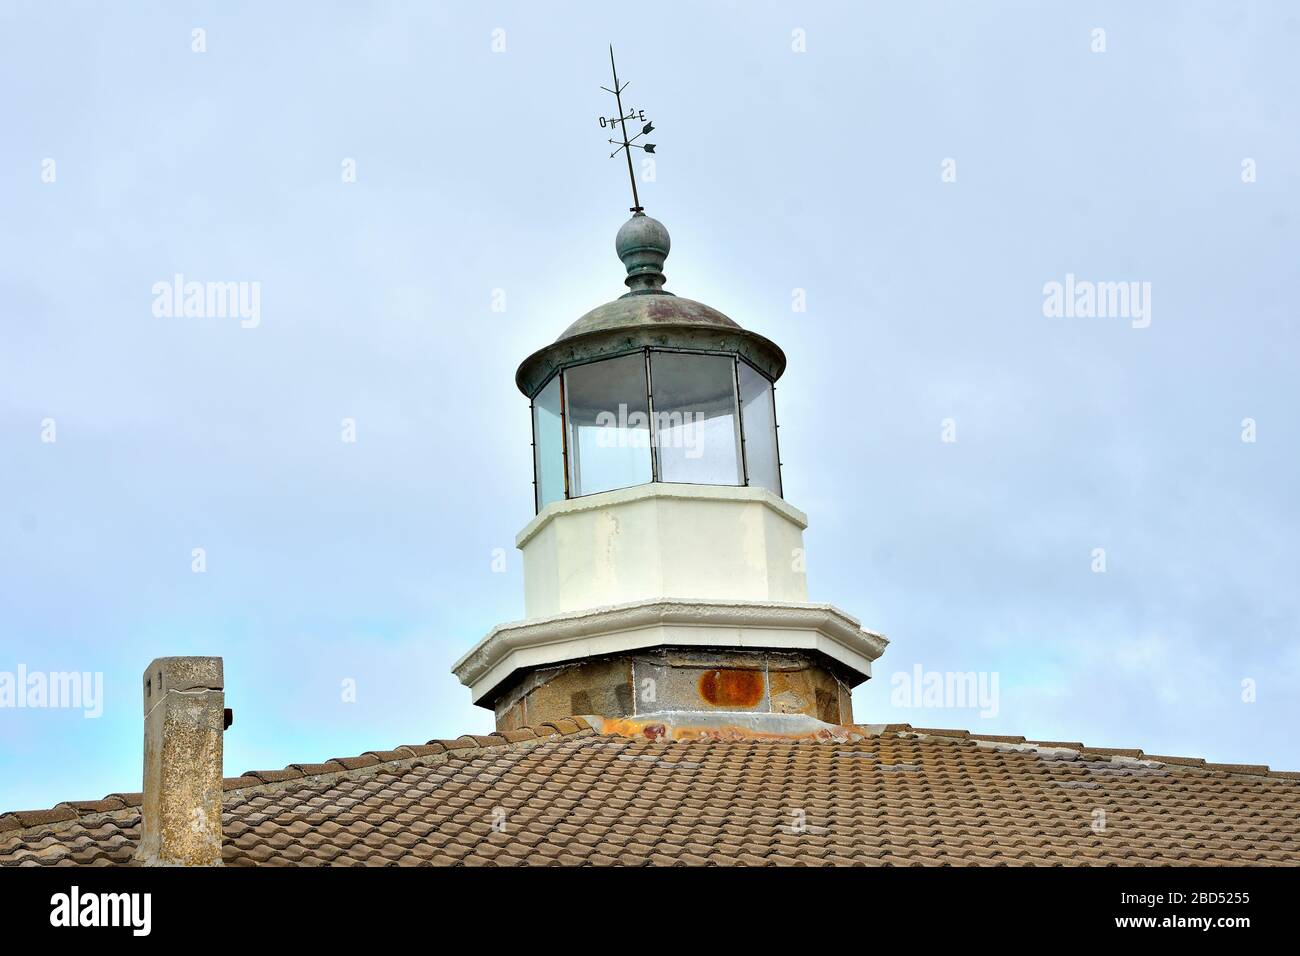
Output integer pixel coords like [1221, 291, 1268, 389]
[517, 484, 810, 619]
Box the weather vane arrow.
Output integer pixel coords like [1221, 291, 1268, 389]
[599, 45, 656, 214]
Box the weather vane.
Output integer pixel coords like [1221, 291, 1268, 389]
[599, 45, 656, 214]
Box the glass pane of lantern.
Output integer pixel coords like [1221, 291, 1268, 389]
[563, 352, 653, 496]
[532, 374, 565, 511]
[738, 361, 781, 495]
[650, 352, 743, 486]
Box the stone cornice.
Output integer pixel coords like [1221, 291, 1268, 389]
[452, 598, 889, 706]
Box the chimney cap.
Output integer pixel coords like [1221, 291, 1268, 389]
[142, 656, 224, 716]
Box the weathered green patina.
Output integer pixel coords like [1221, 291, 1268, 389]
[514, 214, 786, 396]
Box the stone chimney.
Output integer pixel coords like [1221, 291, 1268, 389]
[134, 657, 226, 866]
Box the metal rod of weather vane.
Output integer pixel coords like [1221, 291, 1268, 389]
[609, 45, 642, 213]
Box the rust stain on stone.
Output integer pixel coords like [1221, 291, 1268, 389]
[698, 669, 764, 708]
[591, 715, 859, 743]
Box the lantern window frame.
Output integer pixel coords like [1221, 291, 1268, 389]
[528, 346, 784, 513]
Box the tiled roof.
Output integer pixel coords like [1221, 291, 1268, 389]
[2, 719, 1298, 866]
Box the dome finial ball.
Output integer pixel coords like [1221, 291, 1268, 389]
[615, 213, 671, 295]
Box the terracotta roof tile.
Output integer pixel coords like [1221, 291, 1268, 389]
[55, 799, 126, 814]
[3, 810, 73, 836]
[329, 755, 381, 770]
[1203, 763, 1271, 776]
[3, 719, 1297, 867]
[241, 769, 302, 784]
[288, 761, 346, 775]
[402, 743, 446, 756]
[361, 750, 411, 763]
[1144, 754, 1207, 767]
[498, 728, 538, 743]
[103, 792, 143, 808]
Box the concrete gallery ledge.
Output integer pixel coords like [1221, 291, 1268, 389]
[451, 597, 889, 715]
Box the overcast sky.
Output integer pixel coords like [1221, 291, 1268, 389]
[2, 1, 1297, 810]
